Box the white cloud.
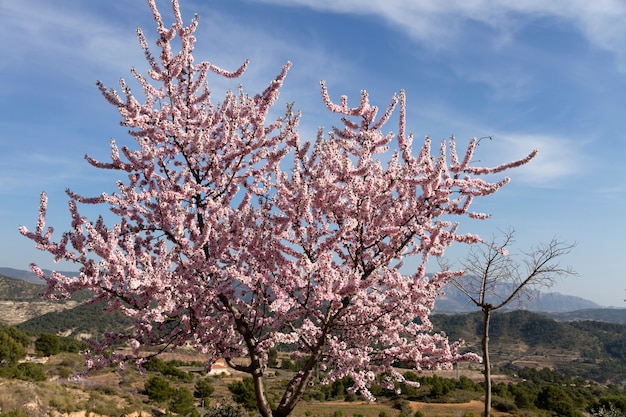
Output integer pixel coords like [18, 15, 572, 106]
[478, 133, 590, 187]
[251, 0, 626, 68]
[0, 0, 144, 80]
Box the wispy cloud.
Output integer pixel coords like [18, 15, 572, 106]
[0, 0, 357, 104]
[0, 0, 145, 85]
[251, 0, 626, 69]
[477, 133, 591, 187]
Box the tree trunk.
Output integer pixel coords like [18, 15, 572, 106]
[482, 307, 492, 417]
[252, 369, 274, 417]
[272, 349, 323, 417]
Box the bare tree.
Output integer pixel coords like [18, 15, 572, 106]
[446, 229, 577, 417]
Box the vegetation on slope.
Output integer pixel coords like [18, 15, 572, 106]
[431, 310, 626, 383]
[16, 300, 133, 337]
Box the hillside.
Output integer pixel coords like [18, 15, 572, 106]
[431, 310, 626, 384]
[0, 273, 131, 337]
[543, 308, 626, 324]
[17, 300, 134, 338]
[0, 267, 78, 285]
[0, 273, 46, 300]
[0, 274, 82, 326]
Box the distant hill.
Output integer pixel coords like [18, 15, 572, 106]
[431, 310, 626, 384]
[3, 267, 603, 313]
[0, 274, 88, 326]
[543, 308, 626, 324]
[0, 272, 132, 336]
[435, 282, 601, 313]
[16, 300, 133, 338]
[0, 273, 74, 326]
[0, 273, 46, 301]
[0, 267, 78, 285]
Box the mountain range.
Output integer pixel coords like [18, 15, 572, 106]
[1, 266, 605, 312]
[0, 266, 622, 327]
[0, 267, 79, 285]
[434, 283, 602, 313]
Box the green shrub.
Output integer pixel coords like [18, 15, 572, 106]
[194, 377, 215, 399]
[0, 365, 17, 379]
[15, 362, 47, 381]
[142, 357, 193, 382]
[393, 398, 413, 415]
[0, 409, 29, 417]
[0, 331, 27, 365]
[34, 333, 61, 357]
[281, 358, 294, 370]
[56, 366, 72, 379]
[596, 396, 626, 414]
[268, 349, 279, 367]
[332, 380, 345, 398]
[204, 404, 248, 417]
[457, 375, 478, 391]
[228, 377, 257, 410]
[144, 375, 174, 402]
[2, 326, 30, 348]
[492, 399, 518, 413]
[536, 385, 582, 417]
[345, 392, 358, 402]
[59, 337, 88, 353]
[143, 356, 167, 373]
[168, 386, 196, 415]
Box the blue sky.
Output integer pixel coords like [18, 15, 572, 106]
[1, 0, 625, 306]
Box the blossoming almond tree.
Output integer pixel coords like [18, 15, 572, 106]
[20, 1, 537, 416]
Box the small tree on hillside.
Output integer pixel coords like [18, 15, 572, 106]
[228, 377, 258, 410]
[194, 377, 215, 402]
[446, 230, 576, 417]
[144, 375, 174, 403]
[0, 330, 27, 367]
[19, 1, 537, 416]
[169, 386, 197, 416]
[35, 333, 61, 357]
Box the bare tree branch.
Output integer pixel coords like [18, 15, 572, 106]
[445, 229, 577, 417]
